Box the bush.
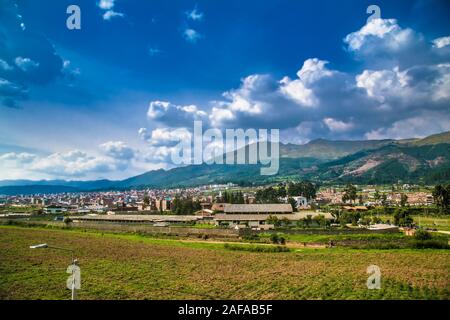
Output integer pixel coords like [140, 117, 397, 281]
[410, 240, 449, 249]
[269, 234, 286, 245]
[414, 229, 432, 241]
[270, 234, 279, 244]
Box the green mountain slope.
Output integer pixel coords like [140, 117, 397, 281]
[304, 143, 450, 184]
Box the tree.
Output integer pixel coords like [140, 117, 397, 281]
[287, 181, 316, 200]
[266, 215, 281, 227]
[281, 217, 290, 227]
[432, 184, 450, 214]
[400, 193, 408, 207]
[287, 197, 297, 212]
[303, 215, 312, 228]
[256, 187, 281, 203]
[340, 211, 361, 226]
[381, 193, 388, 213]
[374, 189, 380, 202]
[342, 184, 357, 204]
[143, 195, 150, 208]
[359, 216, 371, 226]
[393, 208, 414, 227]
[358, 194, 363, 205]
[313, 214, 327, 228]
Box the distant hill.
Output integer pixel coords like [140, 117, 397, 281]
[0, 185, 81, 195]
[1, 131, 449, 194]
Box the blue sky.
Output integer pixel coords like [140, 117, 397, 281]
[1, 0, 450, 180]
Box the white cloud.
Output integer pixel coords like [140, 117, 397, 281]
[365, 113, 450, 140]
[323, 118, 354, 133]
[147, 100, 206, 126]
[345, 18, 404, 51]
[433, 36, 450, 49]
[97, 0, 124, 20]
[209, 107, 234, 127]
[14, 57, 39, 71]
[103, 10, 124, 20]
[29, 150, 116, 177]
[98, 0, 115, 10]
[186, 7, 203, 21]
[356, 67, 409, 103]
[280, 59, 335, 107]
[99, 141, 135, 160]
[0, 152, 36, 164]
[141, 127, 192, 147]
[183, 28, 201, 43]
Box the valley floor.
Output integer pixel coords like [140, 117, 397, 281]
[0, 226, 449, 300]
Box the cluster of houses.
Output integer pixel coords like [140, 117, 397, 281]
[316, 188, 434, 206]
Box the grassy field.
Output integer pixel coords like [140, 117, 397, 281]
[376, 215, 450, 231]
[0, 226, 449, 300]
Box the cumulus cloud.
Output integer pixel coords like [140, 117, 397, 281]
[365, 113, 450, 140]
[14, 57, 39, 71]
[148, 17, 449, 143]
[29, 150, 116, 177]
[344, 18, 450, 69]
[0, 141, 139, 179]
[147, 100, 207, 127]
[433, 36, 450, 49]
[99, 141, 135, 160]
[138, 127, 192, 163]
[145, 128, 191, 147]
[323, 118, 354, 133]
[0, 152, 36, 164]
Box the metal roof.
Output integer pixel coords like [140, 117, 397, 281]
[215, 211, 333, 221]
[69, 214, 202, 222]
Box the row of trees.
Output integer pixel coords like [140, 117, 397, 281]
[266, 214, 329, 228]
[220, 191, 245, 204]
[432, 184, 450, 214]
[255, 181, 317, 203]
[171, 197, 202, 215]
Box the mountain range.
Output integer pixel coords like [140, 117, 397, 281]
[1, 131, 449, 195]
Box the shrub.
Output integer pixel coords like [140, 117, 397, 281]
[414, 229, 432, 241]
[410, 240, 449, 249]
[270, 234, 279, 244]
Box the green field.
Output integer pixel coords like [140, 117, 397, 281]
[375, 215, 450, 231]
[0, 226, 449, 300]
